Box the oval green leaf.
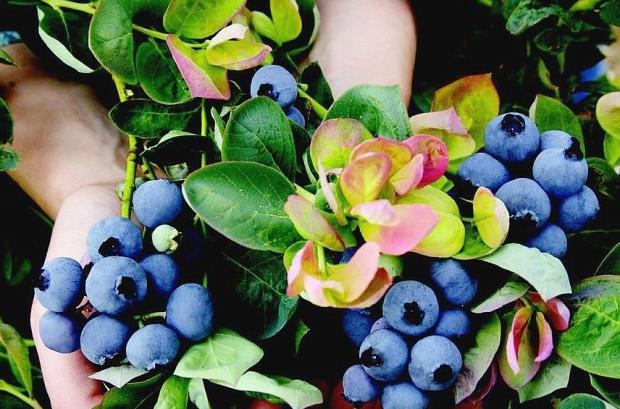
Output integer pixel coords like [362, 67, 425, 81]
[529, 94, 585, 154]
[89, 364, 149, 389]
[559, 393, 614, 409]
[518, 356, 571, 403]
[154, 375, 189, 409]
[164, 0, 246, 39]
[0, 322, 32, 397]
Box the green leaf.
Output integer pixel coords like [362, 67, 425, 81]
[251, 0, 302, 45]
[601, 0, 620, 26]
[220, 249, 299, 339]
[453, 224, 495, 261]
[222, 97, 296, 179]
[37, 5, 97, 73]
[557, 276, 620, 378]
[471, 275, 530, 314]
[479, 243, 571, 301]
[597, 242, 620, 275]
[188, 379, 211, 409]
[136, 40, 191, 105]
[604, 133, 620, 167]
[506, 3, 563, 35]
[518, 356, 572, 402]
[559, 393, 615, 409]
[0, 98, 14, 144]
[89, 364, 149, 388]
[163, 0, 246, 39]
[454, 313, 501, 403]
[154, 375, 189, 409]
[294, 320, 310, 354]
[214, 371, 322, 409]
[174, 328, 264, 384]
[0, 146, 19, 172]
[0, 49, 16, 66]
[591, 374, 620, 408]
[0, 322, 32, 397]
[101, 373, 164, 409]
[325, 85, 411, 140]
[183, 161, 301, 253]
[108, 98, 201, 139]
[529, 94, 585, 154]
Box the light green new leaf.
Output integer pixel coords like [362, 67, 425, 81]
[518, 356, 571, 403]
[188, 379, 211, 409]
[251, 0, 302, 45]
[472, 275, 530, 314]
[154, 375, 189, 409]
[530, 94, 585, 153]
[100, 372, 165, 409]
[89, 364, 149, 388]
[604, 133, 620, 167]
[0, 322, 32, 397]
[164, 0, 246, 39]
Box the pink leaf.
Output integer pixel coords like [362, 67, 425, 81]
[534, 312, 554, 363]
[345, 268, 393, 308]
[350, 137, 413, 172]
[410, 108, 476, 161]
[402, 134, 449, 187]
[528, 292, 571, 331]
[339, 152, 392, 206]
[325, 242, 381, 303]
[286, 241, 319, 297]
[456, 364, 498, 408]
[284, 195, 345, 251]
[350, 200, 399, 226]
[390, 154, 425, 196]
[506, 307, 532, 374]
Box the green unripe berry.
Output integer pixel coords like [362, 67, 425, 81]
[152, 224, 181, 254]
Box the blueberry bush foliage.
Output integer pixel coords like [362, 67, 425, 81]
[0, 0, 619, 408]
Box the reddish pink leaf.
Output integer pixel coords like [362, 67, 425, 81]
[284, 195, 345, 251]
[402, 134, 449, 187]
[325, 242, 381, 303]
[507, 307, 532, 374]
[339, 152, 392, 206]
[350, 137, 412, 172]
[286, 241, 318, 297]
[390, 153, 424, 196]
[456, 364, 497, 409]
[528, 292, 571, 331]
[535, 312, 553, 363]
[345, 268, 393, 308]
[351, 200, 399, 226]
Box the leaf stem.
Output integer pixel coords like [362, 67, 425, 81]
[113, 76, 139, 220]
[295, 183, 315, 202]
[316, 244, 326, 275]
[141, 156, 156, 180]
[298, 87, 328, 119]
[200, 100, 208, 168]
[0, 380, 43, 409]
[132, 24, 168, 41]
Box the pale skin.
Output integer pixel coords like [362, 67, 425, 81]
[0, 1, 416, 407]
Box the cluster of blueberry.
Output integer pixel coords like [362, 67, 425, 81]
[457, 112, 600, 258]
[250, 64, 305, 127]
[341, 259, 478, 409]
[35, 179, 214, 371]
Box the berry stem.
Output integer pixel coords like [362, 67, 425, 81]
[298, 87, 328, 119]
[113, 75, 139, 220]
[141, 155, 156, 181]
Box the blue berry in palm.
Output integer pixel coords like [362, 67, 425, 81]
[87, 216, 143, 262]
[342, 364, 381, 404]
[533, 139, 588, 198]
[250, 65, 298, 109]
[85, 256, 147, 316]
[342, 309, 374, 346]
[557, 186, 600, 232]
[39, 311, 81, 353]
[359, 329, 409, 381]
[133, 179, 184, 228]
[35, 257, 84, 312]
[126, 324, 180, 370]
[166, 283, 214, 341]
[383, 281, 439, 336]
[496, 178, 551, 231]
[526, 224, 568, 258]
[456, 152, 511, 192]
[80, 315, 132, 365]
[381, 382, 429, 409]
[434, 309, 470, 339]
[370, 317, 391, 333]
[540, 130, 574, 151]
[429, 259, 478, 307]
[286, 106, 305, 127]
[409, 335, 462, 391]
[484, 112, 540, 163]
[139, 254, 180, 301]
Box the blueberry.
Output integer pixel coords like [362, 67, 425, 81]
[540, 130, 574, 151]
[429, 259, 478, 307]
[286, 106, 305, 127]
[409, 335, 462, 391]
[456, 152, 511, 192]
[35, 257, 84, 312]
[87, 216, 143, 262]
[126, 324, 180, 370]
[383, 281, 439, 337]
[250, 65, 297, 109]
[484, 112, 540, 163]
[133, 180, 184, 228]
[139, 254, 180, 301]
[370, 317, 392, 333]
[166, 284, 214, 341]
[342, 365, 381, 404]
[339, 246, 359, 264]
[85, 256, 148, 316]
[342, 309, 374, 346]
[526, 224, 567, 258]
[496, 178, 551, 232]
[359, 329, 409, 381]
[39, 311, 81, 353]
[557, 186, 599, 232]
[533, 139, 588, 198]
[80, 315, 132, 365]
[434, 309, 470, 339]
[381, 382, 429, 409]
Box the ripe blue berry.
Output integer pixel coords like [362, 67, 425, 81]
[39, 311, 81, 353]
[434, 309, 470, 339]
[359, 329, 409, 382]
[381, 382, 429, 409]
[286, 106, 305, 127]
[250, 65, 298, 109]
[80, 315, 132, 365]
[87, 216, 143, 262]
[557, 186, 600, 232]
[383, 281, 439, 337]
[133, 179, 184, 228]
[526, 224, 567, 258]
[540, 130, 574, 151]
[35, 257, 84, 312]
[139, 254, 180, 301]
[456, 152, 511, 192]
[429, 259, 478, 307]
[496, 178, 551, 231]
[342, 309, 374, 346]
[166, 284, 214, 341]
[342, 364, 381, 404]
[85, 256, 148, 316]
[370, 317, 391, 333]
[484, 113, 540, 163]
[533, 139, 588, 198]
[409, 335, 462, 391]
[126, 324, 180, 370]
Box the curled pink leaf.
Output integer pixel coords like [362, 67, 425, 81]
[351, 200, 399, 226]
[286, 241, 319, 297]
[410, 108, 476, 161]
[402, 134, 449, 187]
[534, 312, 553, 363]
[528, 292, 571, 331]
[506, 307, 532, 374]
[343, 268, 392, 308]
[390, 153, 425, 196]
[339, 152, 392, 206]
[284, 195, 345, 251]
[325, 242, 382, 303]
[350, 137, 413, 172]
